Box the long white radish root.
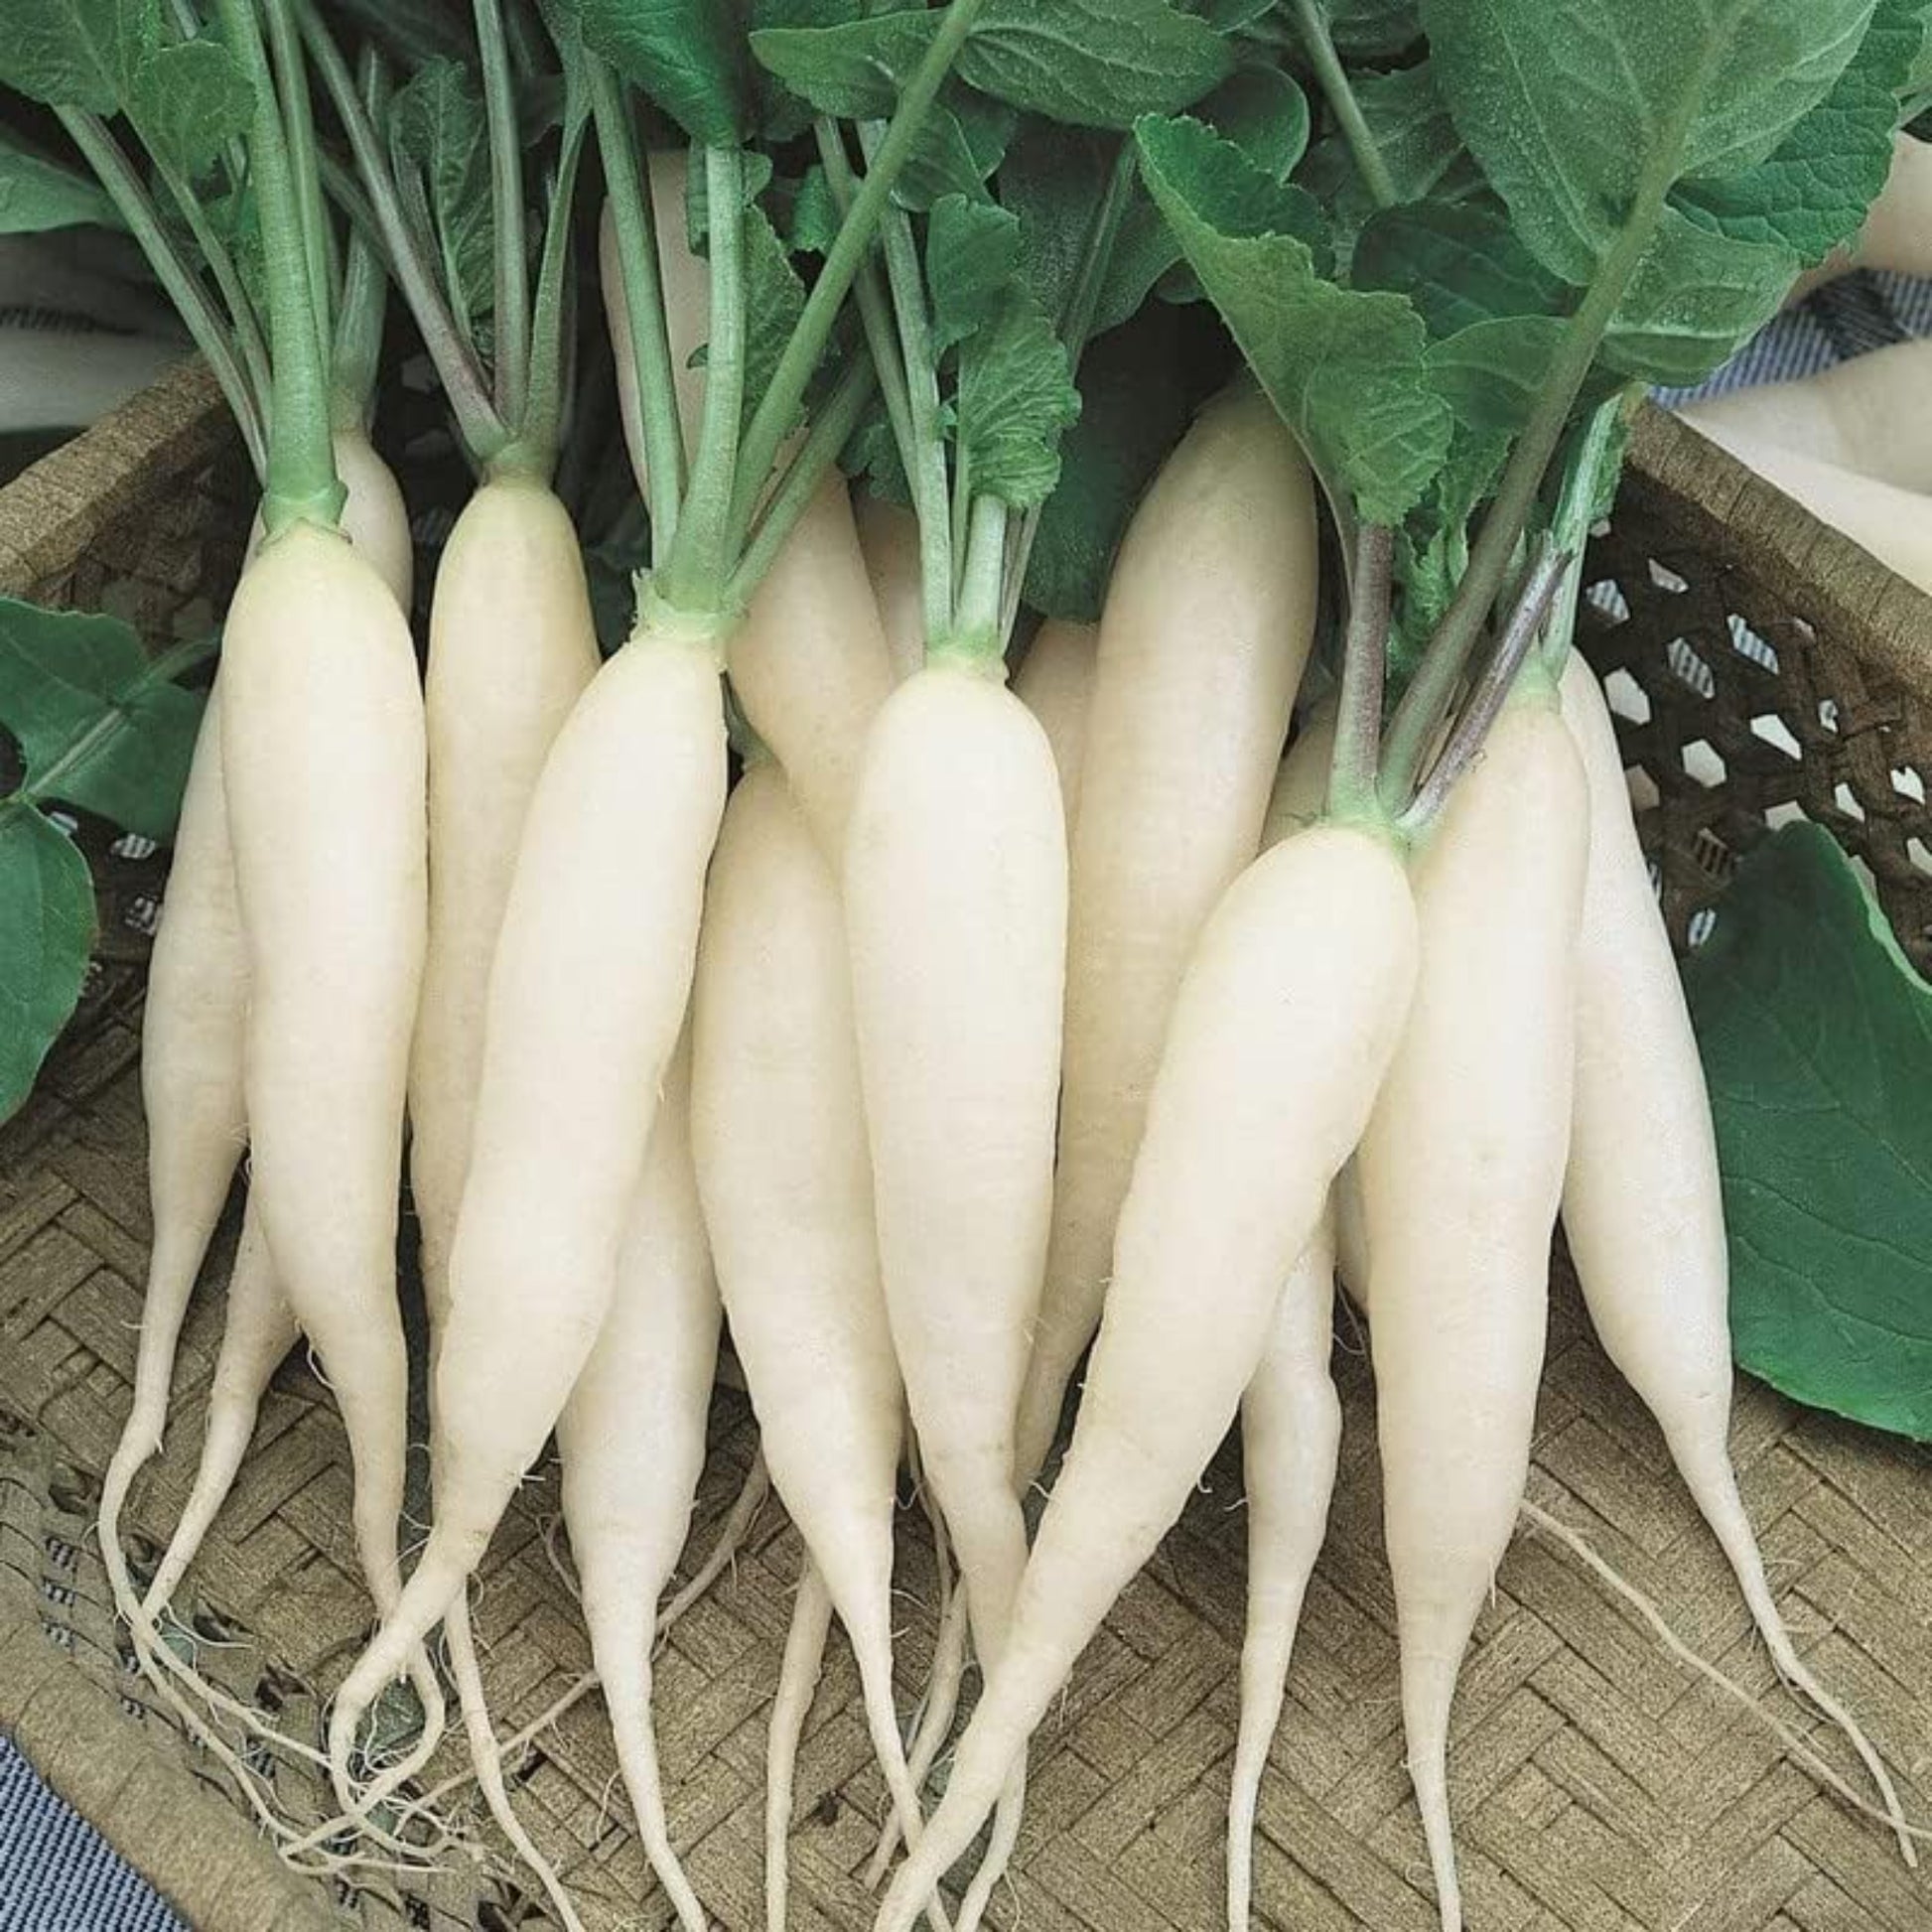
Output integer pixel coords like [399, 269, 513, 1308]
[220, 521, 437, 1783]
[854, 494, 927, 682]
[847, 662, 1066, 1674]
[1016, 383, 1317, 1484]
[102, 430, 414, 1635]
[330, 617, 726, 1798]
[766, 1563, 835, 1932]
[874, 822, 1418, 1932]
[1557, 652, 1913, 1860]
[556, 1043, 721, 1932]
[1357, 691, 1587, 1932]
[1227, 1215, 1341, 1932]
[693, 762, 937, 1898]
[1014, 619, 1099, 828]
[1680, 338, 1932, 494]
[139, 1197, 298, 1618]
[408, 477, 600, 1339]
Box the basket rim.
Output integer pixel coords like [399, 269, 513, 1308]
[0, 355, 231, 603]
[1624, 401, 1932, 700]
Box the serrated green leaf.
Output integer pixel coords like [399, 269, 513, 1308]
[0, 805, 94, 1123]
[1024, 302, 1199, 620]
[1426, 317, 1565, 434]
[0, 129, 121, 233]
[960, 0, 1231, 130]
[1675, 0, 1924, 264]
[750, 8, 936, 117]
[1682, 821, 1932, 1441]
[0, 600, 207, 839]
[126, 35, 254, 182]
[955, 284, 1081, 507]
[1201, 65, 1309, 179]
[1137, 111, 1448, 522]
[996, 118, 1114, 323]
[1352, 201, 1567, 341]
[925, 193, 1025, 348]
[577, 0, 751, 143]
[1423, 0, 1877, 286]
[0, 0, 149, 115]
[391, 58, 494, 328]
[1601, 206, 1794, 386]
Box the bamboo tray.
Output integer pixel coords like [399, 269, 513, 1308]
[2, 364, 1930, 1932]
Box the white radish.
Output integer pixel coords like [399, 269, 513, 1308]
[692, 761, 936, 1896]
[1357, 690, 1587, 1932]
[1014, 619, 1099, 827]
[854, 493, 927, 681]
[1227, 1212, 1341, 1932]
[555, 1041, 721, 1932]
[873, 820, 1418, 1932]
[101, 430, 415, 1614]
[139, 1198, 298, 1618]
[1557, 651, 1913, 1857]
[329, 615, 727, 1793]
[1674, 416, 1932, 596]
[846, 662, 1066, 1676]
[220, 521, 435, 1781]
[766, 1565, 835, 1932]
[1016, 383, 1318, 1484]
[1680, 338, 1932, 494]
[408, 476, 600, 1340]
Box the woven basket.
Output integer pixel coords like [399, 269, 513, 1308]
[3, 369, 1930, 1932]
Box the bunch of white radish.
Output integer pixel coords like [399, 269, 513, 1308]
[33, 3, 1930, 1930]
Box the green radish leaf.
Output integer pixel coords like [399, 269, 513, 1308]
[895, 90, 1014, 210]
[1024, 302, 1205, 620]
[1327, 0, 1421, 55]
[842, 385, 911, 503]
[738, 199, 807, 431]
[996, 119, 1114, 324]
[782, 162, 841, 251]
[391, 57, 495, 329]
[1425, 317, 1567, 434]
[1351, 201, 1567, 341]
[126, 35, 254, 181]
[1682, 822, 1932, 1442]
[0, 0, 150, 115]
[1197, 0, 1275, 27]
[1296, 61, 1482, 260]
[575, 0, 752, 143]
[0, 805, 94, 1124]
[955, 284, 1081, 507]
[958, 0, 1232, 129]
[750, 8, 937, 117]
[1087, 66, 1311, 330]
[1600, 207, 1794, 386]
[1137, 111, 1448, 523]
[0, 129, 122, 233]
[926, 193, 1025, 348]
[1675, 0, 1925, 264]
[0, 600, 207, 840]
[1421, 0, 1877, 287]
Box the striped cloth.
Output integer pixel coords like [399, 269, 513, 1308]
[0, 1737, 184, 1932]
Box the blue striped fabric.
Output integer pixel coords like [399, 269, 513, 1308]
[0, 1736, 185, 1932]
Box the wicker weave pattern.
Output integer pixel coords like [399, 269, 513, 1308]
[2, 378, 1930, 1931]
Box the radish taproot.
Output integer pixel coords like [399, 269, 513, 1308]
[873, 816, 1418, 1932]
[1015, 382, 1318, 1486]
